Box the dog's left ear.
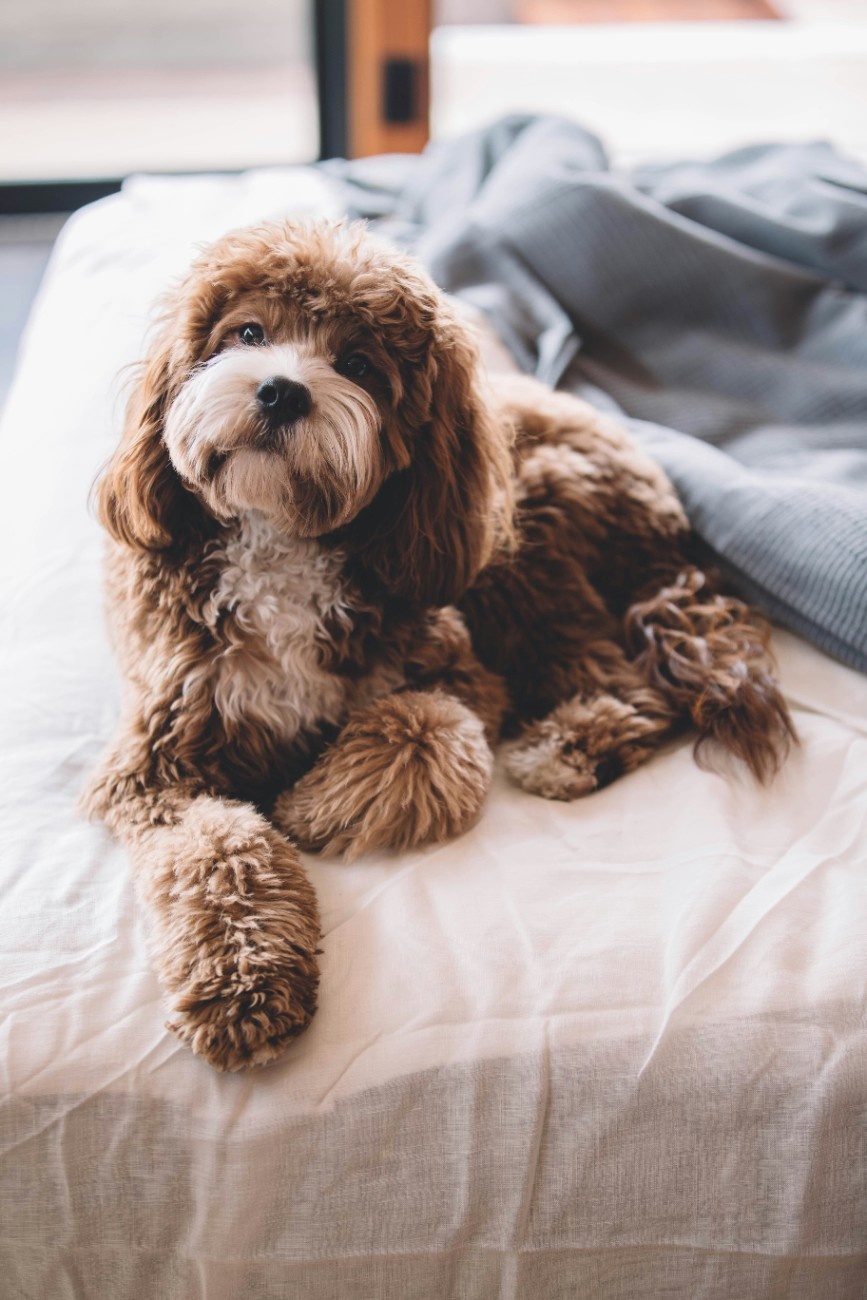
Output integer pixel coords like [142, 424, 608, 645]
[353, 307, 515, 607]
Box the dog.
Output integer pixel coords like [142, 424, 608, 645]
[84, 219, 794, 1071]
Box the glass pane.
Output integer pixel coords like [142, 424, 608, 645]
[432, 0, 867, 166]
[0, 0, 318, 181]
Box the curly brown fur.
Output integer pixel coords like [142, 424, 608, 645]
[85, 218, 793, 1070]
[624, 567, 795, 781]
[459, 380, 794, 789]
[273, 690, 493, 858]
[503, 639, 679, 799]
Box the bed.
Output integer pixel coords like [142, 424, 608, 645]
[2, 129, 866, 1297]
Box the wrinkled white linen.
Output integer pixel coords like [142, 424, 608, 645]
[1, 169, 865, 1300]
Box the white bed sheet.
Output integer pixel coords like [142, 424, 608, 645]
[1, 168, 866, 1299]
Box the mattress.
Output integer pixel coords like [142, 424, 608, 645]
[1, 166, 866, 1299]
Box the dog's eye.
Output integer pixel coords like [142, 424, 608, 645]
[238, 323, 265, 346]
[336, 353, 371, 380]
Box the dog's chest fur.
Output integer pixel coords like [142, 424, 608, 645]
[202, 512, 353, 744]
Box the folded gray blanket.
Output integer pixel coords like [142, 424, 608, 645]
[328, 116, 867, 673]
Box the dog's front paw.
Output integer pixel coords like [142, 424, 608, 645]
[167, 962, 318, 1073]
[141, 802, 321, 1071]
[273, 691, 493, 858]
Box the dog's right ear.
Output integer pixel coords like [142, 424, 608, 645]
[95, 331, 206, 551]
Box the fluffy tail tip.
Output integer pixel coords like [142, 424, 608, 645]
[691, 667, 797, 783]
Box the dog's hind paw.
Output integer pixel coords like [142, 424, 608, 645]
[504, 734, 607, 801]
[505, 691, 673, 801]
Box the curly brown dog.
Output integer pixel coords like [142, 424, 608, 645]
[84, 219, 794, 1071]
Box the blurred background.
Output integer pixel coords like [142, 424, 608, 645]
[3, 0, 867, 404]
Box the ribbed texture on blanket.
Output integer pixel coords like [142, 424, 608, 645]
[332, 117, 867, 672]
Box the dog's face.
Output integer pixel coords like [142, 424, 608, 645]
[98, 220, 513, 604]
[163, 315, 384, 538]
[162, 225, 425, 539]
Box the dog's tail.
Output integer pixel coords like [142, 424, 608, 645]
[624, 566, 796, 781]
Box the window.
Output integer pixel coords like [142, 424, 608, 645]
[0, 0, 318, 181]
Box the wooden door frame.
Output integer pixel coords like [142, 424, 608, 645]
[317, 0, 433, 159]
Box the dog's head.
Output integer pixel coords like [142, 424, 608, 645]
[97, 219, 514, 604]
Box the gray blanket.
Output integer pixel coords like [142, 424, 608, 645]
[329, 116, 867, 673]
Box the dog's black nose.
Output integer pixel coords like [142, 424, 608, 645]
[255, 376, 312, 426]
